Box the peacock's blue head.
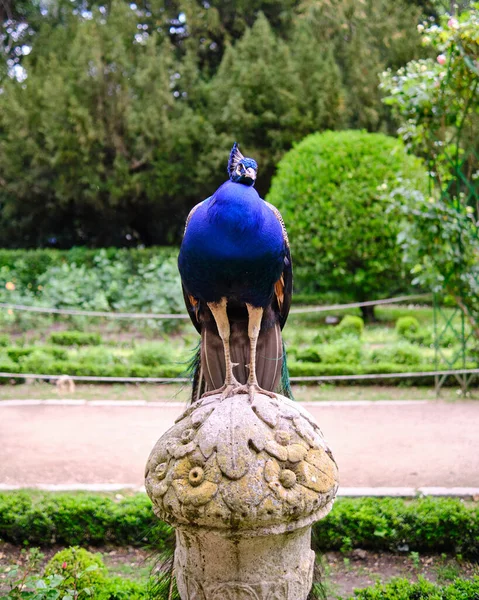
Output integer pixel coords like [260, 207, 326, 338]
[227, 142, 257, 186]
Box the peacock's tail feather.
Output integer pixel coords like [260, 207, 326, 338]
[189, 321, 294, 403]
[278, 340, 293, 400]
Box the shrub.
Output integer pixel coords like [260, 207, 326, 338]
[0, 334, 10, 347]
[97, 576, 148, 599]
[396, 316, 420, 337]
[44, 547, 106, 599]
[316, 338, 362, 364]
[369, 342, 422, 366]
[132, 343, 171, 367]
[1, 493, 478, 559]
[337, 315, 364, 338]
[50, 331, 102, 346]
[350, 576, 479, 599]
[266, 130, 427, 318]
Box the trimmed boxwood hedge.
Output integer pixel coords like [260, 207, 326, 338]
[1, 493, 478, 559]
[349, 576, 479, 599]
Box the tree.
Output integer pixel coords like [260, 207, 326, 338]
[266, 131, 428, 320]
[0, 4, 217, 247]
[206, 13, 307, 197]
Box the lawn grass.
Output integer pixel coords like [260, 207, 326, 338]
[0, 382, 469, 402]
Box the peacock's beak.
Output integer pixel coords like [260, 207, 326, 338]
[245, 167, 256, 181]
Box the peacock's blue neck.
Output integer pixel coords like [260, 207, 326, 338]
[207, 181, 263, 235]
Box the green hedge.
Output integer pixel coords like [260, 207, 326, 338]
[349, 577, 479, 599]
[288, 361, 478, 386]
[0, 492, 169, 549]
[49, 331, 102, 346]
[0, 357, 186, 379]
[1, 494, 478, 559]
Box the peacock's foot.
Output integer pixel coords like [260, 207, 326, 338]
[229, 383, 277, 402]
[202, 378, 243, 400]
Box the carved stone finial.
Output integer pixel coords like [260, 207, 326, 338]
[145, 393, 339, 599]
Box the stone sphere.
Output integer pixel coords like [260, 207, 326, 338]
[145, 392, 338, 535]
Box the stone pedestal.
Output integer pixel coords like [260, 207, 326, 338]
[145, 392, 338, 600]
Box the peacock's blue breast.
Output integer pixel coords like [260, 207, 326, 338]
[179, 182, 285, 306]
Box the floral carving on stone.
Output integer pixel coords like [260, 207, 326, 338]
[145, 392, 338, 532]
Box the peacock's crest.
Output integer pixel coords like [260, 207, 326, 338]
[227, 142, 258, 186]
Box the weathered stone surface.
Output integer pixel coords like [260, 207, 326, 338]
[174, 526, 315, 600]
[145, 392, 338, 533]
[145, 392, 339, 599]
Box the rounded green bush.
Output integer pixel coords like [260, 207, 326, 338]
[337, 315, 364, 338]
[44, 547, 107, 598]
[266, 130, 427, 300]
[396, 316, 420, 337]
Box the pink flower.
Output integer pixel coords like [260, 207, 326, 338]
[448, 18, 459, 29]
[62, 562, 68, 569]
[437, 54, 447, 65]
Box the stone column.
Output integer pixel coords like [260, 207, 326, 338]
[145, 392, 338, 600]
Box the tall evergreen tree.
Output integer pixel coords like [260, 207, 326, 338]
[207, 13, 306, 196]
[0, 4, 215, 247]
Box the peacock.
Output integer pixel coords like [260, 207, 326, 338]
[178, 142, 293, 402]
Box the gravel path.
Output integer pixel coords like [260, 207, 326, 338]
[1, 400, 478, 488]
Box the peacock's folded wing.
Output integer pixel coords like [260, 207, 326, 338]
[265, 201, 293, 330]
[180, 200, 207, 334]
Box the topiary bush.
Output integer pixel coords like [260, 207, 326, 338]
[44, 547, 107, 599]
[337, 315, 364, 338]
[396, 316, 420, 337]
[267, 130, 427, 320]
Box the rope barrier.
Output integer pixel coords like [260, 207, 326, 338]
[0, 367, 477, 384]
[289, 294, 431, 314]
[0, 293, 431, 320]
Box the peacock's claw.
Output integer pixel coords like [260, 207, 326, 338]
[230, 382, 277, 402]
[202, 378, 243, 400]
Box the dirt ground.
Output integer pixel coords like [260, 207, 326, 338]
[0, 543, 477, 599]
[1, 399, 479, 488]
[0, 398, 479, 488]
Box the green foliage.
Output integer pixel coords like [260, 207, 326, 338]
[0, 4, 217, 248]
[396, 316, 420, 336]
[44, 547, 106, 599]
[288, 361, 471, 385]
[337, 315, 365, 338]
[132, 343, 171, 367]
[0, 492, 170, 548]
[296, 338, 363, 365]
[380, 5, 479, 338]
[95, 577, 148, 600]
[1, 493, 478, 561]
[315, 496, 479, 558]
[369, 342, 423, 365]
[0, 2, 428, 247]
[0, 249, 184, 333]
[0, 547, 148, 600]
[267, 131, 428, 304]
[49, 331, 102, 346]
[349, 576, 479, 599]
[0, 334, 10, 347]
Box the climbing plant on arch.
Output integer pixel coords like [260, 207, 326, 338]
[381, 3, 479, 392]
